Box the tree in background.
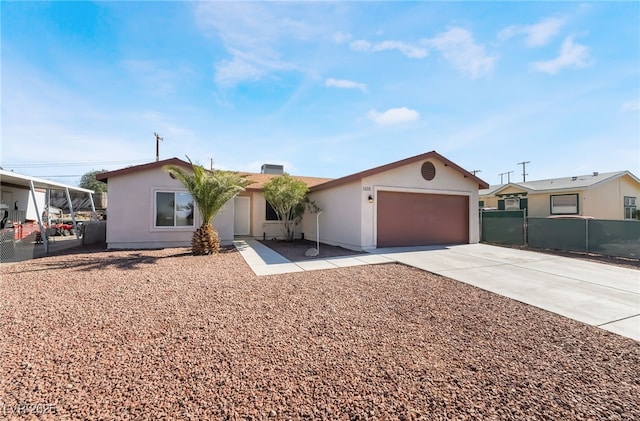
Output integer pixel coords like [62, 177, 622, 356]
[164, 159, 253, 255]
[79, 170, 108, 192]
[262, 174, 309, 241]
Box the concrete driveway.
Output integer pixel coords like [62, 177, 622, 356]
[374, 244, 640, 341]
[235, 240, 639, 341]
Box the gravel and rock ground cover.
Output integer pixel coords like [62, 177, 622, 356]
[1, 247, 639, 420]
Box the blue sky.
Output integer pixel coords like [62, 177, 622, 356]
[2, 1, 639, 186]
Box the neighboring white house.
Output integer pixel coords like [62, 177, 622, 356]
[97, 152, 488, 251]
[0, 179, 46, 222]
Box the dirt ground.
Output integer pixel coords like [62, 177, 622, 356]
[1, 246, 638, 420]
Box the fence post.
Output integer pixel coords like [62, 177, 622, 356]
[585, 218, 589, 253]
[479, 209, 483, 242]
[523, 208, 528, 246]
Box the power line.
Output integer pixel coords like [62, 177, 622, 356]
[28, 175, 84, 178]
[1, 159, 148, 169]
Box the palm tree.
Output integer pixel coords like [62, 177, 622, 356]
[164, 159, 253, 255]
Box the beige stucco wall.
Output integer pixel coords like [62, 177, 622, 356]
[305, 181, 362, 250]
[105, 167, 234, 249]
[582, 175, 639, 219]
[248, 191, 305, 240]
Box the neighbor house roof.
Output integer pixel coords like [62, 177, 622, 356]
[310, 150, 489, 192]
[479, 171, 639, 196]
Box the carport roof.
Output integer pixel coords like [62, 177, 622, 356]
[0, 168, 94, 194]
[310, 150, 489, 192]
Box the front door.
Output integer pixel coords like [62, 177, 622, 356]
[233, 196, 250, 236]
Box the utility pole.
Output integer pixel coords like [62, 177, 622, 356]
[154, 132, 164, 162]
[210, 158, 213, 171]
[499, 171, 514, 184]
[517, 161, 530, 182]
[471, 170, 481, 176]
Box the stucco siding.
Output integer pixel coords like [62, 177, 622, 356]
[249, 191, 303, 240]
[585, 175, 640, 219]
[305, 182, 362, 250]
[527, 194, 555, 217]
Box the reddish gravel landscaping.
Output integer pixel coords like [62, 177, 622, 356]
[1, 247, 639, 420]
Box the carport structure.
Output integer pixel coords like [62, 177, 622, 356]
[0, 169, 96, 255]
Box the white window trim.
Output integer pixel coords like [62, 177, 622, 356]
[504, 197, 520, 210]
[623, 196, 637, 220]
[550, 193, 579, 215]
[151, 189, 196, 231]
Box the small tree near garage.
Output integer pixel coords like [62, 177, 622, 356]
[263, 174, 309, 242]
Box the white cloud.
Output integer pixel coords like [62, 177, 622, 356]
[325, 78, 367, 92]
[499, 17, 566, 47]
[195, 2, 312, 87]
[621, 100, 640, 112]
[367, 107, 420, 126]
[332, 31, 352, 44]
[350, 39, 428, 59]
[532, 35, 592, 74]
[424, 27, 495, 78]
[350, 39, 373, 52]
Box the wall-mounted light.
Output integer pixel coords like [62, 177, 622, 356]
[368, 194, 374, 203]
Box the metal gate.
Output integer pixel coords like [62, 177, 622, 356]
[480, 210, 525, 245]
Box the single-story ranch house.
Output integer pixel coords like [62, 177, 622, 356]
[96, 151, 488, 251]
[479, 171, 640, 220]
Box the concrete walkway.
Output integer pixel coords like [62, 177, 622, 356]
[234, 239, 640, 341]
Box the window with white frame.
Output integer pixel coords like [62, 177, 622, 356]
[624, 196, 637, 219]
[155, 191, 194, 227]
[550, 194, 578, 215]
[504, 197, 520, 210]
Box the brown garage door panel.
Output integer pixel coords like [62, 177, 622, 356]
[377, 191, 469, 247]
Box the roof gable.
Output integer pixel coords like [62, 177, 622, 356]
[310, 150, 489, 192]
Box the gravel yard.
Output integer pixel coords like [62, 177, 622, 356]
[1, 247, 639, 420]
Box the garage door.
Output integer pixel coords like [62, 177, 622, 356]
[377, 191, 469, 247]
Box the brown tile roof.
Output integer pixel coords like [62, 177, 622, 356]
[243, 173, 334, 191]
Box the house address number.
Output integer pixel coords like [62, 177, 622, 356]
[363, 186, 371, 191]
